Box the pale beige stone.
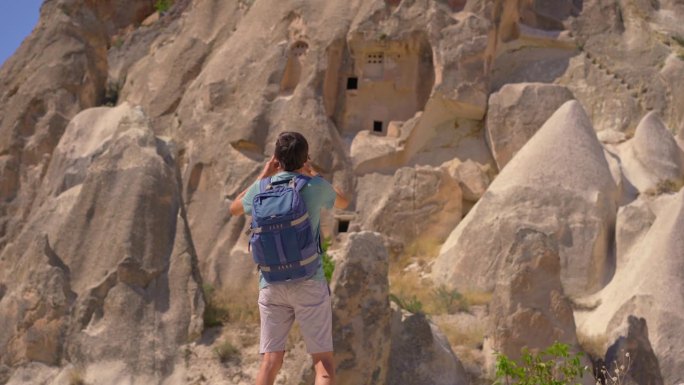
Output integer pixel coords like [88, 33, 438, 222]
[433, 101, 618, 297]
[365, 166, 462, 249]
[442, 158, 490, 202]
[331, 232, 391, 385]
[388, 304, 469, 385]
[575, 189, 684, 384]
[484, 230, 578, 374]
[485, 82, 574, 169]
[618, 112, 684, 193]
[0, 105, 204, 381]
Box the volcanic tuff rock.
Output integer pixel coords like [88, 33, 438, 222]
[388, 305, 469, 385]
[1, 0, 684, 383]
[618, 112, 684, 194]
[0, 0, 154, 251]
[433, 101, 619, 297]
[602, 316, 664, 385]
[485, 83, 574, 170]
[484, 230, 578, 373]
[330, 231, 391, 385]
[575, 189, 684, 384]
[365, 166, 462, 249]
[0, 104, 204, 384]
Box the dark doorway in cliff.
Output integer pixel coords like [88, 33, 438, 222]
[337, 220, 350, 233]
[346, 77, 358, 90]
[373, 121, 383, 133]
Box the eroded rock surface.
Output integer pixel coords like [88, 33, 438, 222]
[388, 305, 469, 385]
[0, 105, 204, 384]
[485, 230, 577, 372]
[433, 101, 618, 297]
[575, 189, 684, 384]
[331, 232, 391, 385]
[485, 83, 574, 170]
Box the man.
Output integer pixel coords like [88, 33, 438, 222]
[229, 131, 348, 385]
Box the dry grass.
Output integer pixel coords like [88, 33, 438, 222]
[643, 178, 684, 196]
[214, 339, 241, 364]
[434, 318, 485, 349]
[577, 330, 609, 358]
[68, 369, 86, 385]
[388, 237, 450, 315]
[462, 291, 493, 307]
[203, 283, 260, 327]
[388, 235, 492, 316]
[397, 237, 443, 265]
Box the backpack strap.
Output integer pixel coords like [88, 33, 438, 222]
[258, 177, 272, 193]
[292, 174, 311, 192]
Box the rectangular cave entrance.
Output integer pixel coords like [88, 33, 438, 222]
[346, 77, 358, 90]
[337, 219, 350, 233]
[373, 120, 383, 133]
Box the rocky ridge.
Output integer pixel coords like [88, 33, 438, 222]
[0, 0, 683, 384]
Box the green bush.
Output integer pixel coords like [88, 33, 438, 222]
[154, 0, 173, 13]
[494, 342, 586, 385]
[673, 35, 684, 47]
[321, 238, 335, 283]
[433, 285, 469, 314]
[389, 293, 424, 314]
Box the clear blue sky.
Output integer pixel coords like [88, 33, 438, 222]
[0, 0, 43, 67]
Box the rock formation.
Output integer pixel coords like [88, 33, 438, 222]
[0, 0, 683, 383]
[485, 83, 574, 170]
[388, 305, 469, 385]
[618, 112, 684, 194]
[364, 166, 462, 249]
[330, 232, 391, 385]
[575, 189, 684, 384]
[484, 230, 577, 371]
[433, 101, 619, 297]
[0, 104, 204, 383]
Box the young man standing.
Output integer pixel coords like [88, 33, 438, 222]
[229, 132, 348, 385]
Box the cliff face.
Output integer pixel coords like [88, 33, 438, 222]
[0, 0, 683, 384]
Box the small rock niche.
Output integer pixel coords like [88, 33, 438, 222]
[280, 41, 309, 95]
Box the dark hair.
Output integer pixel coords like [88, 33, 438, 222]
[274, 131, 309, 171]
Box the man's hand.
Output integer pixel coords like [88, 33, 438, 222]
[300, 161, 318, 177]
[259, 155, 281, 179]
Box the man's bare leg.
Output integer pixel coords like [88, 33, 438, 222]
[256, 351, 285, 385]
[311, 352, 335, 385]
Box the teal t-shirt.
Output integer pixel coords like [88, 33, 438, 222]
[242, 171, 336, 289]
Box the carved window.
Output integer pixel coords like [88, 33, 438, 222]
[366, 52, 384, 64]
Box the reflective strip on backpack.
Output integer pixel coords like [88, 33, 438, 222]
[259, 253, 319, 272]
[251, 212, 309, 234]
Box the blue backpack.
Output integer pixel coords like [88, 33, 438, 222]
[249, 175, 322, 283]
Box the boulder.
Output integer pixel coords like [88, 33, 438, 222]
[388, 305, 469, 385]
[601, 316, 664, 385]
[615, 198, 655, 266]
[365, 166, 462, 250]
[619, 112, 684, 194]
[0, 106, 204, 383]
[485, 83, 574, 170]
[433, 101, 619, 297]
[484, 230, 577, 371]
[442, 158, 491, 202]
[574, 189, 684, 384]
[331, 232, 391, 385]
[0, 0, 154, 251]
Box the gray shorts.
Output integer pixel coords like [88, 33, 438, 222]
[258, 279, 333, 354]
